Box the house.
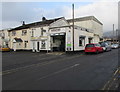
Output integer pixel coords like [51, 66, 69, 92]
[8, 16, 103, 52]
[0, 28, 11, 47]
[8, 17, 63, 51]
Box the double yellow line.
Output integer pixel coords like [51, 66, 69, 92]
[101, 67, 119, 90]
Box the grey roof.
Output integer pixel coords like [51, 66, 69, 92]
[9, 17, 64, 31]
[67, 16, 103, 25]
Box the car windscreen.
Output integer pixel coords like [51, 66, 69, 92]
[86, 44, 94, 47]
[100, 43, 105, 47]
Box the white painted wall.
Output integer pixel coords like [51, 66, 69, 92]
[69, 19, 103, 38]
[74, 29, 94, 51]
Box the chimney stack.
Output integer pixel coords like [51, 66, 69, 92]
[42, 17, 46, 21]
[22, 21, 25, 25]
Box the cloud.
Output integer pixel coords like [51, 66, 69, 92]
[74, 1, 118, 32]
[1, 1, 119, 33]
[33, 1, 118, 32]
[58, 1, 118, 32]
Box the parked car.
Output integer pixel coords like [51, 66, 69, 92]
[99, 42, 112, 51]
[85, 43, 103, 54]
[111, 44, 119, 49]
[0, 45, 11, 52]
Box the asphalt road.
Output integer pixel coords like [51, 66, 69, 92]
[2, 49, 118, 90]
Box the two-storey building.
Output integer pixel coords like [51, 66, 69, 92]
[8, 16, 103, 52]
[0, 28, 11, 47]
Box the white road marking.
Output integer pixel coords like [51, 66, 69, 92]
[1, 55, 81, 76]
[38, 64, 80, 80]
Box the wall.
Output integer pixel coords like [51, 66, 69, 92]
[69, 20, 93, 32]
[9, 28, 32, 50]
[69, 19, 103, 38]
[74, 29, 94, 51]
[0, 29, 10, 47]
[91, 20, 103, 38]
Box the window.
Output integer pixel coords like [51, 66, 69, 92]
[22, 30, 27, 36]
[24, 41, 28, 48]
[19, 43, 21, 46]
[31, 31, 34, 37]
[86, 44, 94, 47]
[79, 37, 85, 46]
[95, 44, 101, 47]
[12, 31, 16, 36]
[41, 40, 46, 49]
[8, 32, 10, 36]
[41, 28, 46, 36]
[79, 39, 83, 46]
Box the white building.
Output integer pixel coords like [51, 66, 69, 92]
[8, 16, 103, 52]
[0, 28, 10, 47]
[30, 16, 103, 52]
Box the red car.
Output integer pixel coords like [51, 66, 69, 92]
[85, 43, 103, 54]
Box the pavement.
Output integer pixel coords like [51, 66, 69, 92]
[1, 49, 119, 90]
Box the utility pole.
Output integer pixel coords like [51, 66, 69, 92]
[72, 4, 74, 51]
[113, 24, 114, 44]
[116, 29, 118, 43]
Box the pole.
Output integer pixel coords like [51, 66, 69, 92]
[72, 4, 74, 51]
[113, 24, 114, 44]
[116, 29, 118, 43]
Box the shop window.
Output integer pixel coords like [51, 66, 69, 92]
[22, 30, 27, 36]
[41, 40, 46, 49]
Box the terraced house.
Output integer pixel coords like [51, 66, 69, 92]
[8, 16, 103, 52]
[0, 28, 11, 48]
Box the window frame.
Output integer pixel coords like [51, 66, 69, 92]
[22, 30, 27, 36]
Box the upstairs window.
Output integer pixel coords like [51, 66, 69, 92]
[12, 31, 16, 36]
[41, 28, 46, 36]
[31, 30, 34, 37]
[22, 30, 27, 36]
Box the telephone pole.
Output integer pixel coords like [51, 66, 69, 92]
[113, 24, 114, 44]
[72, 4, 74, 51]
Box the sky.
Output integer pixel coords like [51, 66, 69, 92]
[0, 0, 119, 33]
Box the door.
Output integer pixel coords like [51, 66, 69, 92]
[37, 42, 39, 51]
[13, 42, 16, 51]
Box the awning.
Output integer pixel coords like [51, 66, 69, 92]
[14, 38, 23, 42]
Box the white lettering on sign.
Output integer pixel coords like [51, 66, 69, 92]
[51, 29, 60, 32]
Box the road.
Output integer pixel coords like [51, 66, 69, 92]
[2, 49, 118, 90]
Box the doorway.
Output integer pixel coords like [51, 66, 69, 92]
[51, 35, 65, 52]
[37, 42, 39, 51]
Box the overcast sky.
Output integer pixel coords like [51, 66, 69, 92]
[0, 0, 119, 32]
